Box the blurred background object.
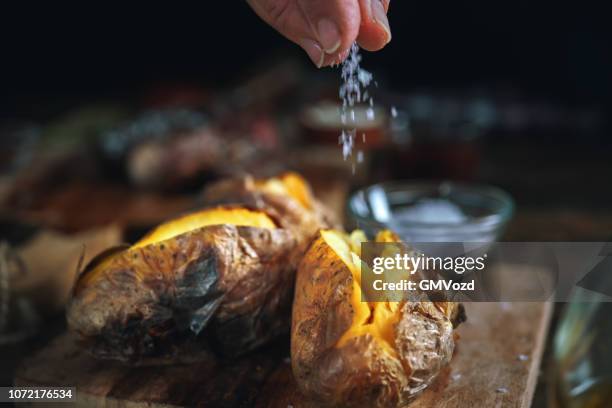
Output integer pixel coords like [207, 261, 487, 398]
[0, 242, 39, 346]
[552, 298, 612, 408]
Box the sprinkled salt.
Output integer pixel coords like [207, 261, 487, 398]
[357, 150, 364, 163]
[391, 106, 398, 118]
[338, 43, 373, 160]
[339, 43, 372, 109]
[496, 387, 508, 394]
[451, 373, 462, 381]
[517, 354, 529, 361]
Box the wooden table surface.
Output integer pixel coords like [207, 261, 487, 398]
[15, 301, 552, 407]
[12, 177, 554, 407]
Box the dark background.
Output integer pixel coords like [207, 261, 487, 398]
[1, 4, 612, 404]
[2, 1, 611, 122]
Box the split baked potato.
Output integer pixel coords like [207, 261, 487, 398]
[291, 229, 465, 407]
[67, 173, 333, 362]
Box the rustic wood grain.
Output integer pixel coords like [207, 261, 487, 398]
[16, 334, 287, 408]
[255, 302, 552, 408]
[15, 301, 551, 407]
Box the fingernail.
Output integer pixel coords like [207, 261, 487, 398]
[299, 38, 324, 68]
[372, 0, 392, 44]
[317, 19, 341, 54]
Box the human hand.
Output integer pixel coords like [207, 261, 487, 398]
[247, 0, 391, 68]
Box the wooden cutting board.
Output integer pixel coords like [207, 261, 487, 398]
[14, 179, 553, 406]
[15, 301, 551, 407]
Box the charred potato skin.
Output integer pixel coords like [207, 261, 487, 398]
[67, 223, 296, 362]
[202, 175, 338, 258]
[291, 234, 461, 408]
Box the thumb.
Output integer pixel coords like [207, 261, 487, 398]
[247, 0, 361, 67]
[357, 0, 391, 51]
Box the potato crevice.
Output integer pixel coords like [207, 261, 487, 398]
[320, 230, 402, 357]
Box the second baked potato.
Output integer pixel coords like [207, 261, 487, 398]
[291, 229, 465, 407]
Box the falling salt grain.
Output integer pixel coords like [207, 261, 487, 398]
[357, 150, 364, 163]
[357, 69, 373, 87]
[517, 354, 529, 361]
[339, 129, 355, 160]
[366, 107, 375, 121]
[496, 387, 508, 394]
[451, 373, 462, 381]
[391, 106, 398, 118]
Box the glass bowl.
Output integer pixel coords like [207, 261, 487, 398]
[347, 181, 514, 244]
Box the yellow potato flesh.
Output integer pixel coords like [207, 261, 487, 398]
[321, 230, 401, 356]
[133, 208, 276, 249]
[279, 172, 313, 209]
[257, 172, 313, 210]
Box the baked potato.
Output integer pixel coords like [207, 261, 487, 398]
[67, 173, 333, 362]
[291, 229, 465, 407]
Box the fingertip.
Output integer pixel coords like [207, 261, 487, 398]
[301, 0, 361, 67]
[381, 0, 390, 13]
[298, 38, 325, 68]
[320, 47, 352, 68]
[356, 24, 391, 52]
[357, 0, 392, 51]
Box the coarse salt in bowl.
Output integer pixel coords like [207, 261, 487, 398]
[347, 181, 514, 244]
